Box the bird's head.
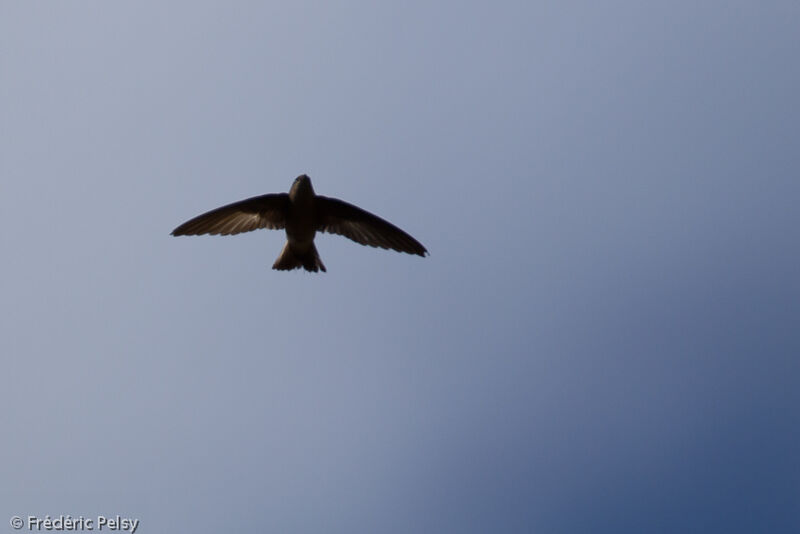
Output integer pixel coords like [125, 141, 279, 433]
[289, 174, 314, 200]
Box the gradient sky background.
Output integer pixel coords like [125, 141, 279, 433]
[2, 2, 799, 533]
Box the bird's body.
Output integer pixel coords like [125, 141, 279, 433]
[278, 175, 324, 271]
[171, 175, 427, 272]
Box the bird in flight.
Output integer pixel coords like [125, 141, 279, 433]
[171, 174, 427, 272]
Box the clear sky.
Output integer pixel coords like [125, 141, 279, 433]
[2, 2, 799, 533]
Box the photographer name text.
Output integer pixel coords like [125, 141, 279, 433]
[10, 516, 138, 533]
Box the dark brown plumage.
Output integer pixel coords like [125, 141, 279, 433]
[171, 175, 427, 272]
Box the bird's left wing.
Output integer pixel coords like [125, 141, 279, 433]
[314, 196, 427, 256]
[171, 193, 290, 236]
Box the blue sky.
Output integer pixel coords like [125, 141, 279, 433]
[2, 2, 799, 533]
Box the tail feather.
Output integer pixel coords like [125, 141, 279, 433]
[272, 242, 326, 273]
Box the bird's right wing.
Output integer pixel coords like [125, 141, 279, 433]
[171, 193, 290, 236]
[314, 196, 427, 256]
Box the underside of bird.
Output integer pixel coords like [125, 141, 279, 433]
[171, 175, 427, 273]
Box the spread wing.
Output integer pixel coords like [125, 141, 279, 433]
[315, 196, 427, 256]
[171, 193, 290, 236]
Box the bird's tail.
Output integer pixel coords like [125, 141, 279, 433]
[272, 242, 327, 273]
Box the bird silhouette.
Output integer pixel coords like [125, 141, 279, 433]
[171, 174, 427, 272]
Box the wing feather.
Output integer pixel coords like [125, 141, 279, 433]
[171, 193, 289, 236]
[315, 196, 427, 256]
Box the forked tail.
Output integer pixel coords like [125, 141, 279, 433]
[272, 242, 327, 272]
